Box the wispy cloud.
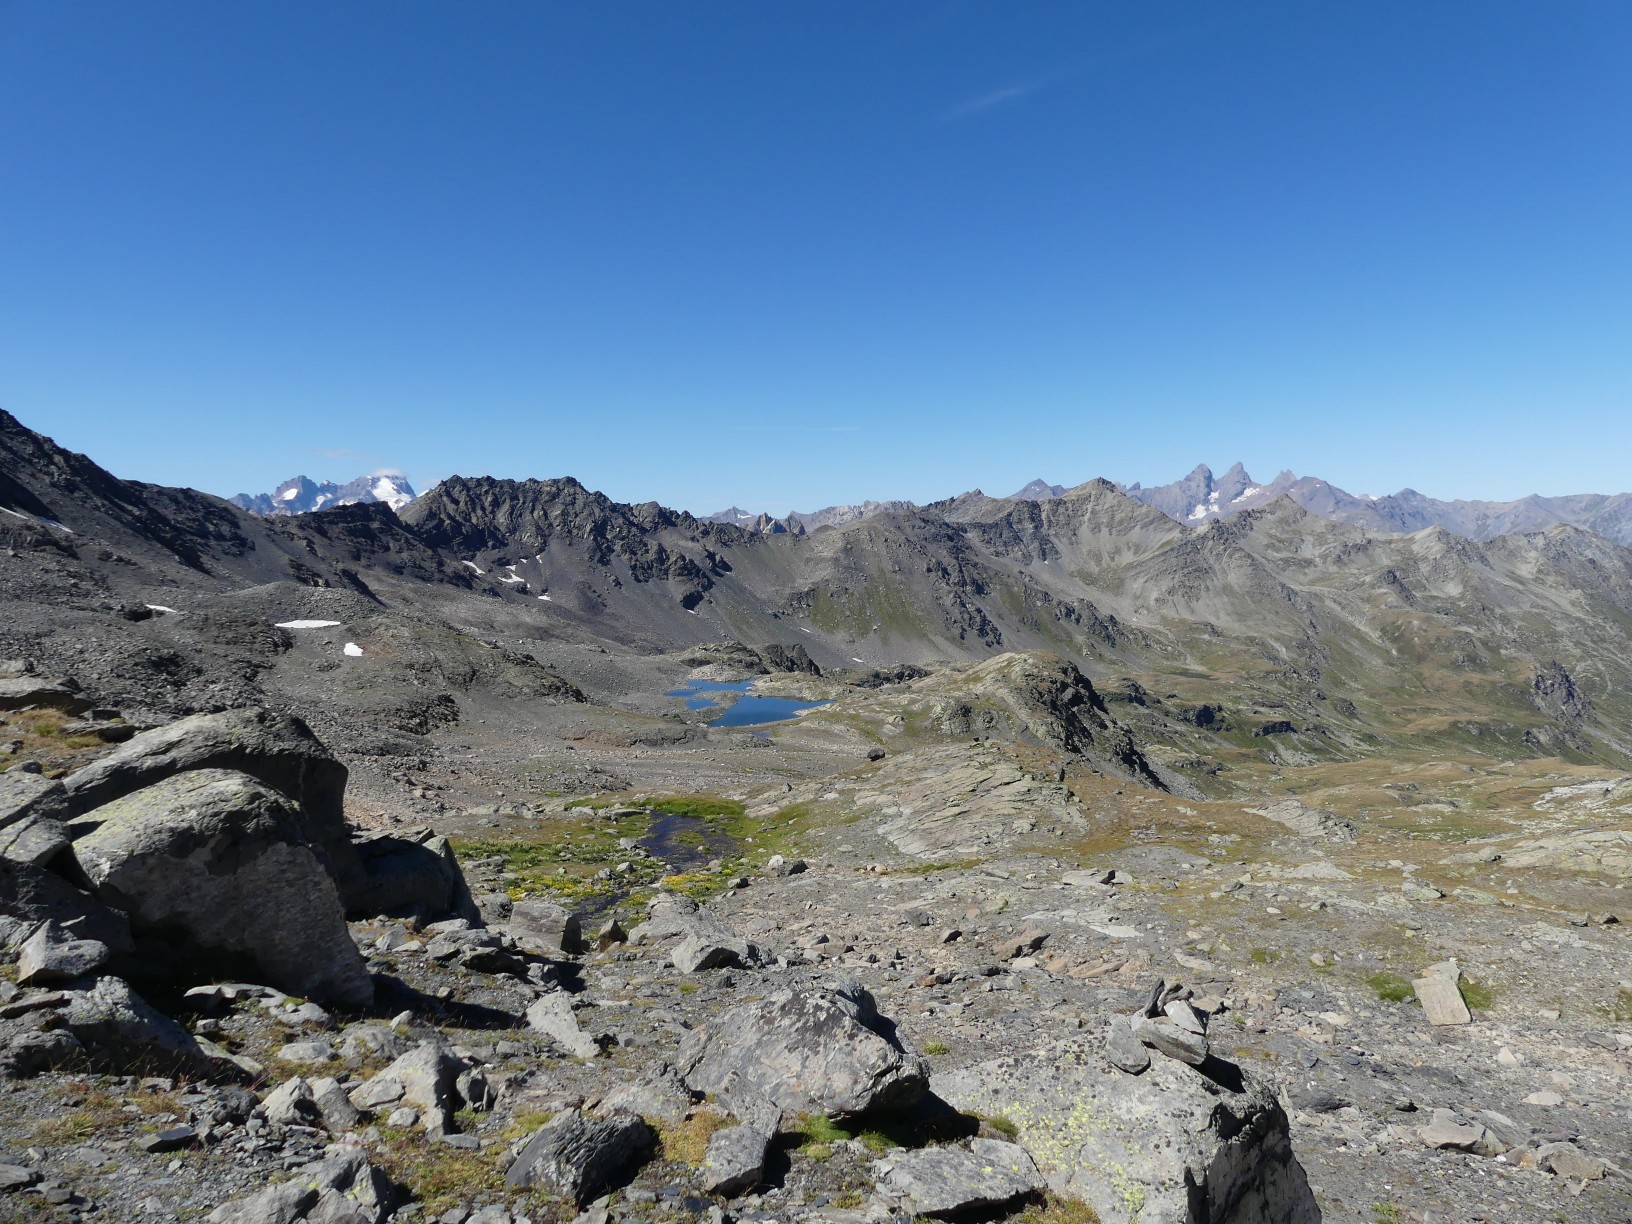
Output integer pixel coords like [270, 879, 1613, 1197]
[941, 81, 1041, 122]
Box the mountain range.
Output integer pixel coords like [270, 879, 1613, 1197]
[708, 464, 1632, 548]
[231, 472, 417, 516]
[7, 406, 1631, 776]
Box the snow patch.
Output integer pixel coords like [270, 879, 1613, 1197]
[536, 595, 553, 602]
[461, 560, 485, 575]
[343, 642, 363, 657]
[852, 657, 865, 663]
[145, 604, 177, 614]
[498, 573, 525, 584]
[275, 619, 342, 629]
[1234, 486, 1263, 501]
[278, 486, 300, 502]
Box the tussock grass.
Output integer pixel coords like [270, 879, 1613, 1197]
[653, 1111, 727, 1166]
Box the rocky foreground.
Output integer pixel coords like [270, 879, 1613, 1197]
[1, 675, 1630, 1224]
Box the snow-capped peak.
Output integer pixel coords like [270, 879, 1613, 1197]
[231, 471, 419, 516]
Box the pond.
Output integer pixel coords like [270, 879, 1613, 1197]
[664, 677, 830, 727]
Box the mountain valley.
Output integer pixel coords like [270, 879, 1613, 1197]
[1, 407, 1629, 1224]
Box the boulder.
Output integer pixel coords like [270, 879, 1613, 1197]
[1105, 1016, 1151, 1074]
[0, 812, 75, 874]
[62, 708, 356, 878]
[16, 922, 109, 985]
[628, 894, 734, 946]
[344, 830, 480, 923]
[1131, 1015, 1209, 1066]
[60, 975, 218, 1078]
[504, 898, 584, 956]
[670, 934, 757, 973]
[348, 1041, 463, 1132]
[72, 769, 372, 1008]
[878, 1138, 1044, 1217]
[1412, 960, 1472, 1026]
[208, 1143, 396, 1223]
[0, 857, 132, 954]
[505, 1108, 654, 1204]
[593, 1066, 694, 1125]
[0, 678, 91, 715]
[262, 1075, 364, 1134]
[526, 991, 599, 1060]
[700, 1124, 771, 1197]
[678, 977, 929, 1120]
[0, 771, 71, 829]
[934, 1036, 1319, 1224]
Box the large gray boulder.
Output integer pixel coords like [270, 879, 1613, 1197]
[678, 977, 929, 1121]
[505, 1108, 654, 1204]
[504, 898, 583, 955]
[73, 769, 372, 1008]
[934, 1036, 1319, 1224]
[344, 829, 479, 922]
[62, 708, 356, 878]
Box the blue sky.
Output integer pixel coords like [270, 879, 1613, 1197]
[2, 2, 1629, 514]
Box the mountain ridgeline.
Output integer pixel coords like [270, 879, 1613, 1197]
[711, 463, 1632, 547]
[6, 406, 1632, 773]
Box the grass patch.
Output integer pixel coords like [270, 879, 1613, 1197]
[1612, 988, 1632, 1023]
[654, 1111, 728, 1166]
[648, 795, 745, 821]
[1014, 1195, 1103, 1224]
[922, 1040, 950, 1056]
[1460, 977, 1495, 1012]
[371, 1124, 505, 1215]
[677, 981, 700, 995]
[1365, 972, 1415, 1004]
[980, 1114, 1020, 1139]
[889, 858, 980, 876]
[499, 1108, 555, 1143]
[794, 1113, 897, 1153]
[659, 870, 730, 902]
[32, 1111, 105, 1146]
[1372, 1204, 1403, 1224]
[1249, 947, 1281, 965]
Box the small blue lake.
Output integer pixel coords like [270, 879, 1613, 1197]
[665, 678, 830, 727]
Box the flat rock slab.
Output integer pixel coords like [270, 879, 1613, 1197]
[1411, 974, 1471, 1026]
[878, 1139, 1043, 1216]
[527, 991, 599, 1060]
[934, 1036, 1319, 1224]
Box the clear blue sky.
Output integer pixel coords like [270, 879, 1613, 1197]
[2, 2, 1629, 514]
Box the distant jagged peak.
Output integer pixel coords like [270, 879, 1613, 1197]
[1007, 478, 1067, 500]
[233, 470, 416, 516]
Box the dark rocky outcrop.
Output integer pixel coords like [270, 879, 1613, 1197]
[1532, 660, 1591, 721]
[505, 1109, 655, 1203]
[678, 978, 929, 1121]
